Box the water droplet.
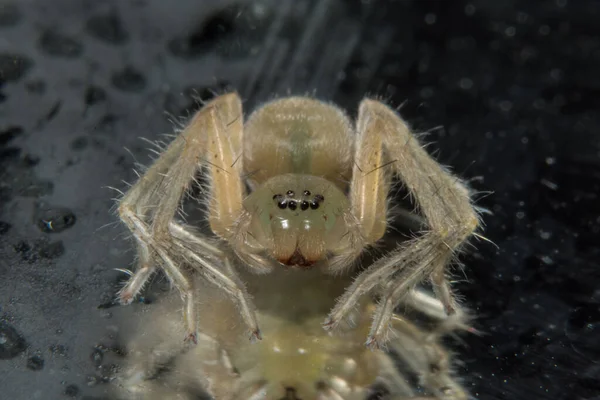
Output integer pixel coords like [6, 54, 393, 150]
[36, 207, 76, 233]
[459, 77, 473, 90]
[0, 322, 26, 359]
[38, 30, 83, 58]
[27, 355, 45, 370]
[86, 12, 129, 45]
[64, 384, 79, 397]
[424, 13, 436, 25]
[90, 348, 103, 366]
[111, 66, 146, 93]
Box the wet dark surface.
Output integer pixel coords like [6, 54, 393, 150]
[0, 0, 598, 399]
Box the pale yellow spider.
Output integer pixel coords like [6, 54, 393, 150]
[117, 92, 480, 349]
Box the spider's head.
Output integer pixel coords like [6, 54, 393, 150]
[241, 174, 353, 268]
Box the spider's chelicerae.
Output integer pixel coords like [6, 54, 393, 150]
[117, 92, 481, 349]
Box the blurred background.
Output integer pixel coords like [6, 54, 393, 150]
[0, 0, 598, 399]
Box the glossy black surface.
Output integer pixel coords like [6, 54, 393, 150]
[0, 1, 598, 399]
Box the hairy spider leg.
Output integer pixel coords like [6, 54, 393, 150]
[117, 93, 260, 342]
[325, 99, 480, 349]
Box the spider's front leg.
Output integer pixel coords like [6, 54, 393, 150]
[325, 99, 480, 349]
[117, 93, 260, 342]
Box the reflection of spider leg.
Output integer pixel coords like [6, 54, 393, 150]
[388, 315, 468, 400]
[175, 242, 261, 340]
[371, 351, 418, 398]
[403, 289, 474, 335]
[122, 332, 190, 388]
[117, 93, 260, 341]
[169, 224, 261, 340]
[122, 328, 239, 399]
[326, 99, 480, 349]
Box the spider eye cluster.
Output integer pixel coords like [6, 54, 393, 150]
[273, 191, 325, 211]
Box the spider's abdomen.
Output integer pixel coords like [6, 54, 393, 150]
[242, 174, 353, 268]
[243, 97, 355, 190]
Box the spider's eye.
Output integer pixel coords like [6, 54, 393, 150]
[273, 194, 287, 209]
[288, 200, 297, 210]
[309, 201, 319, 210]
[303, 190, 311, 196]
[300, 201, 309, 210]
[286, 190, 295, 197]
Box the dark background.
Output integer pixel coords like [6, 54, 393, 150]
[0, 0, 598, 399]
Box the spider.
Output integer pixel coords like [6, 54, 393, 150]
[116, 92, 481, 349]
[117, 268, 472, 400]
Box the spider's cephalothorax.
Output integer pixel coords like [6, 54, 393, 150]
[223, 96, 368, 273]
[117, 93, 480, 348]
